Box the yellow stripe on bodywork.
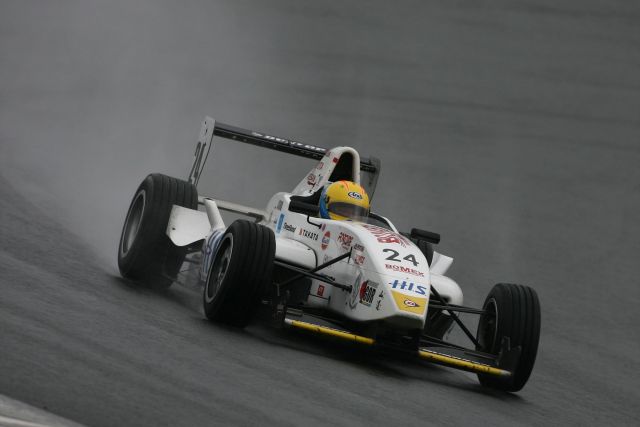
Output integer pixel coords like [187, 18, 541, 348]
[419, 349, 511, 377]
[284, 319, 511, 377]
[285, 319, 375, 345]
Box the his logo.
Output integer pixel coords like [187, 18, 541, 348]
[389, 279, 428, 296]
[347, 191, 363, 200]
[321, 231, 331, 250]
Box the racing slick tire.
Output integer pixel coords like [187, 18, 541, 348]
[118, 173, 198, 289]
[203, 220, 275, 327]
[476, 283, 540, 392]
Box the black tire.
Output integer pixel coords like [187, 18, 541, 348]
[203, 220, 275, 327]
[476, 283, 541, 392]
[118, 173, 198, 288]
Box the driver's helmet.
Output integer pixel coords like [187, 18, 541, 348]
[319, 180, 370, 221]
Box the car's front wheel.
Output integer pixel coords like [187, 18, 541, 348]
[203, 220, 275, 327]
[476, 283, 541, 392]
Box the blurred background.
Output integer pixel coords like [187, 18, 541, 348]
[1, 0, 639, 425]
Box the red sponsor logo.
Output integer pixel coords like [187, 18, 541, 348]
[307, 173, 316, 186]
[361, 224, 411, 247]
[404, 299, 420, 308]
[317, 284, 325, 297]
[354, 254, 365, 265]
[385, 264, 424, 277]
[321, 231, 331, 250]
[337, 232, 353, 250]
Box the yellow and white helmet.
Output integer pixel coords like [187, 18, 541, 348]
[319, 180, 370, 221]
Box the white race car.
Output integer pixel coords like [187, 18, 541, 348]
[118, 117, 541, 392]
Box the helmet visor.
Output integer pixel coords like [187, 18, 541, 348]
[329, 202, 369, 222]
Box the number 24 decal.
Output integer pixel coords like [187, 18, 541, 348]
[383, 249, 419, 267]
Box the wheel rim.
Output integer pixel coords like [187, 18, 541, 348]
[477, 298, 498, 352]
[205, 236, 233, 304]
[120, 190, 145, 256]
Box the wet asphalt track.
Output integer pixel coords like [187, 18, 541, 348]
[1, 0, 640, 425]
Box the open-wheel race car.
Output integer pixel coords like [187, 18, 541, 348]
[117, 117, 541, 392]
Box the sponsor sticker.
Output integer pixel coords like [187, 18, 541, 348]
[299, 228, 319, 241]
[321, 231, 331, 250]
[390, 290, 427, 315]
[385, 264, 425, 277]
[307, 173, 316, 186]
[276, 200, 283, 211]
[354, 254, 365, 265]
[403, 299, 419, 308]
[347, 191, 363, 200]
[337, 232, 353, 250]
[389, 279, 429, 296]
[283, 222, 296, 233]
[317, 284, 325, 297]
[276, 214, 285, 233]
[359, 281, 378, 307]
[361, 224, 411, 247]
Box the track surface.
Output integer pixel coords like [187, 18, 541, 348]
[1, 0, 639, 425]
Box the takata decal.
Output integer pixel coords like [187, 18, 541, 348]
[385, 264, 424, 277]
[321, 231, 331, 250]
[276, 214, 285, 233]
[361, 224, 411, 247]
[389, 279, 429, 296]
[347, 191, 363, 200]
[337, 232, 353, 250]
[359, 281, 378, 307]
[299, 228, 319, 241]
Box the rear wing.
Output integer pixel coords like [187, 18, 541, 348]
[187, 117, 381, 196]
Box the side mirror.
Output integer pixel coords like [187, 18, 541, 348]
[410, 228, 441, 244]
[288, 199, 320, 217]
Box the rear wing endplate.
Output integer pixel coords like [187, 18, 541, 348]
[187, 117, 380, 192]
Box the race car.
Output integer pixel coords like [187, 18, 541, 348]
[117, 117, 541, 392]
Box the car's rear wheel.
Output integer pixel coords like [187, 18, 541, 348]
[118, 173, 198, 289]
[476, 283, 540, 392]
[203, 220, 275, 327]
